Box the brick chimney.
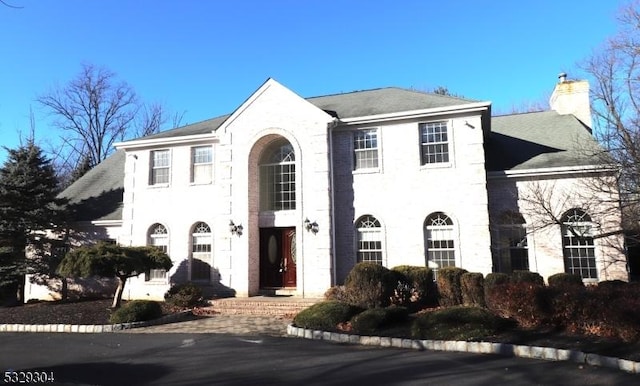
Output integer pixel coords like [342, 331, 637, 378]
[549, 73, 592, 128]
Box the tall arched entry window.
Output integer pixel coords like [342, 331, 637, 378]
[561, 208, 596, 280]
[260, 138, 296, 211]
[191, 222, 212, 282]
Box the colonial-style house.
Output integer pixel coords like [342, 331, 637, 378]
[25, 75, 629, 302]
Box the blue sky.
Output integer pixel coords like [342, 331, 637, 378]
[0, 0, 628, 164]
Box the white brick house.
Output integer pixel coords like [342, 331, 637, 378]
[25, 76, 629, 301]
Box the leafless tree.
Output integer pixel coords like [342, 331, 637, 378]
[580, 1, 640, 238]
[38, 63, 168, 185]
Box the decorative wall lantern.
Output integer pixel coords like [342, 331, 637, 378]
[229, 220, 243, 236]
[304, 218, 319, 234]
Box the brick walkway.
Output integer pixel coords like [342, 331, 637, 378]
[120, 314, 293, 336]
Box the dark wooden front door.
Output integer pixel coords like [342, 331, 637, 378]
[260, 227, 297, 288]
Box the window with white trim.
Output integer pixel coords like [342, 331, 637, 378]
[356, 215, 383, 265]
[353, 129, 379, 170]
[260, 139, 296, 211]
[147, 223, 168, 280]
[562, 208, 597, 280]
[425, 212, 455, 274]
[496, 212, 529, 273]
[191, 221, 212, 281]
[420, 121, 449, 164]
[150, 150, 170, 185]
[191, 146, 213, 184]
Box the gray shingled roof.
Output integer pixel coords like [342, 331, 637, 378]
[59, 149, 125, 222]
[130, 87, 476, 141]
[487, 111, 601, 172]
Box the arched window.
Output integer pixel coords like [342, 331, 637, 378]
[356, 215, 383, 265]
[260, 139, 296, 211]
[191, 222, 212, 281]
[562, 208, 596, 280]
[147, 223, 168, 280]
[497, 211, 529, 273]
[425, 212, 455, 273]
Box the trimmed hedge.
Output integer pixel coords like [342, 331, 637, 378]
[350, 306, 409, 334]
[484, 282, 551, 328]
[344, 263, 400, 309]
[392, 265, 437, 308]
[547, 273, 584, 288]
[461, 272, 485, 307]
[411, 306, 513, 340]
[293, 301, 362, 331]
[164, 282, 203, 308]
[436, 267, 468, 307]
[109, 300, 163, 324]
[510, 271, 544, 285]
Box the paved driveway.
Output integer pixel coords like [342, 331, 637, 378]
[2, 332, 637, 385]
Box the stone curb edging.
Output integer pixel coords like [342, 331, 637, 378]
[286, 324, 640, 374]
[0, 310, 194, 333]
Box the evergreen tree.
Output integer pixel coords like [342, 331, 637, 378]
[0, 141, 66, 304]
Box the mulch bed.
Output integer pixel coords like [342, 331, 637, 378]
[0, 299, 180, 325]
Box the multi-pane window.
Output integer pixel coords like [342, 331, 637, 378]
[356, 215, 383, 265]
[150, 150, 170, 185]
[147, 223, 168, 280]
[497, 212, 529, 273]
[562, 208, 596, 280]
[425, 212, 455, 273]
[191, 222, 212, 281]
[420, 121, 449, 164]
[353, 129, 379, 170]
[191, 146, 213, 184]
[260, 139, 296, 211]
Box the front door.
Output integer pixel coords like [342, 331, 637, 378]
[260, 227, 297, 288]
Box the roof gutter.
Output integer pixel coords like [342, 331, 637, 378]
[338, 101, 491, 125]
[487, 164, 618, 179]
[114, 132, 218, 150]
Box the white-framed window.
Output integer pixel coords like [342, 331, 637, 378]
[420, 121, 449, 165]
[353, 129, 379, 170]
[496, 212, 529, 273]
[425, 212, 455, 274]
[562, 208, 597, 280]
[356, 215, 384, 265]
[191, 146, 213, 184]
[150, 149, 170, 185]
[260, 139, 296, 211]
[147, 223, 168, 280]
[191, 221, 212, 281]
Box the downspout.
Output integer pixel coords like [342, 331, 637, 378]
[328, 118, 339, 286]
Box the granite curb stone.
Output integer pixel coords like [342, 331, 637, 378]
[287, 324, 640, 374]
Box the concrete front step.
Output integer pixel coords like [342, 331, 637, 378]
[205, 297, 321, 316]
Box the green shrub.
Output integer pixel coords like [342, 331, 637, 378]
[344, 263, 399, 309]
[411, 306, 513, 340]
[164, 282, 203, 308]
[350, 306, 409, 334]
[109, 300, 163, 324]
[597, 279, 627, 288]
[510, 271, 544, 286]
[392, 265, 437, 308]
[547, 273, 584, 288]
[293, 301, 362, 331]
[461, 272, 485, 307]
[436, 267, 468, 307]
